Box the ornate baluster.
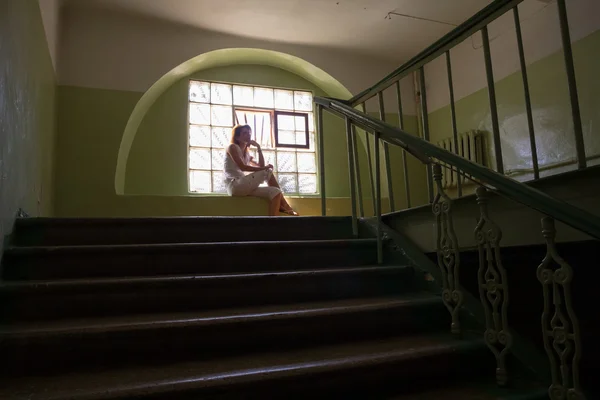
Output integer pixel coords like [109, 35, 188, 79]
[475, 187, 512, 386]
[432, 164, 463, 335]
[538, 217, 585, 400]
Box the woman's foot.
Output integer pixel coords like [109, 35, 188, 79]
[279, 206, 299, 216]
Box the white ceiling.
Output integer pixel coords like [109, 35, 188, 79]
[62, 0, 504, 61]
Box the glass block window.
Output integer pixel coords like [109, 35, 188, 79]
[188, 80, 317, 195]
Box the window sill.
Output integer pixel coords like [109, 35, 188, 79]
[187, 192, 321, 199]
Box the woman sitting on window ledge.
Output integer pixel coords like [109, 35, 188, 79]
[224, 124, 299, 216]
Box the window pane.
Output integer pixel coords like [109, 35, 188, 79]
[297, 153, 316, 173]
[189, 170, 211, 193]
[277, 131, 296, 146]
[295, 114, 313, 132]
[189, 148, 211, 170]
[189, 81, 210, 103]
[233, 85, 254, 107]
[277, 151, 297, 172]
[274, 89, 294, 110]
[212, 171, 227, 194]
[254, 87, 274, 108]
[297, 133, 315, 152]
[295, 131, 308, 147]
[236, 110, 273, 148]
[211, 83, 232, 105]
[277, 114, 295, 131]
[211, 105, 233, 127]
[212, 127, 230, 149]
[294, 91, 313, 111]
[278, 173, 298, 194]
[189, 103, 210, 125]
[189, 125, 211, 147]
[299, 174, 317, 194]
[262, 150, 276, 168]
[294, 115, 308, 132]
[212, 148, 225, 170]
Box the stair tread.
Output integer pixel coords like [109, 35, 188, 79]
[0, 294, 439, 337]
[0, 334, 485, 399]
[5, 238, 376, 254]
[387, 385, 547, 399]
[0, 265, 410, 291]
[15, 216, 352, 226]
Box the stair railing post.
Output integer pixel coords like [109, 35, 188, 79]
[432, 164, 463, 335]
[445, 50, 463, 197]
[374, 131, 383, 264]
[513, 6, 540, 180]
[377, 92, 395, 212]
[317, 104, 326, 216]
[537, 217, 586, 399]
[361, 103, 377, 217]
[419, 67, 435, 203]
[395, 81, 411, 208]
[475, 186, 512, 386]
[556, 0, 586, 170]
[351, 124, 365, 218]
[482, 25, 504, 174]
[345, 117, 358, 237]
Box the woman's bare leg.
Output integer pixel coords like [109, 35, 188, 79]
[267, 174, 294, 211]
[269, 193, 283, 216]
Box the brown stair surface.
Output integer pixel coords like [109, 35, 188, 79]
[0, 266, 417, 321]
[0, 335, 492, 399]
[1, 239, 380, 280]
[12, 216, 360, 246]
[0, 216, 547, 398]
[0, 295, 448, 376]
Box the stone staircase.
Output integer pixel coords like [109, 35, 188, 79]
[0, 217, 547, 399]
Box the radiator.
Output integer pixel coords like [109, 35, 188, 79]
[436, 130, 487, 188]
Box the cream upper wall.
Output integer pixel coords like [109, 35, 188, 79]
[38, 0, 61, 73]
[58, 5, 417, 115]
[423, 0, 600, 113]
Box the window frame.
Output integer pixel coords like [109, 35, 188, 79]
[273, 111, 310, 150]
[186, 79, 318, 196]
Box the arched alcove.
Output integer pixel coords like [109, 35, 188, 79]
[115, 48, 353, 194]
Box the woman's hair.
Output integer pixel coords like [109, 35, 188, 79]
[231, 125, 252, 152]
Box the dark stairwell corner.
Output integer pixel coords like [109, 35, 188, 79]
[0, 216, 549, 399]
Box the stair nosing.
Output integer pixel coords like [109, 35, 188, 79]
[0, 265, 411, 292]
[14, 215, 353, 226]
[5, 238, 377, 254]
[0, 295, 441, 338]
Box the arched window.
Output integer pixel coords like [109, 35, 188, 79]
[187, 80, 317, 195]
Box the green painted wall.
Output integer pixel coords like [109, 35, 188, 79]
[53, 77, 375, 216]
[428, 29, 600, 180]
[0, 0, 56, 246]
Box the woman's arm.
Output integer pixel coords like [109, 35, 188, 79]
[226, 144, 269, 172]
[250, 140, 265, 167]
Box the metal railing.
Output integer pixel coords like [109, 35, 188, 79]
[314, 0, 596, 398]
[349, 0, 587, 202]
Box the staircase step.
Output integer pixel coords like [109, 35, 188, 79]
[0, 265, 416, 321]
[0, 335, 492, 399]
[388, 386, 548, 399]
[0, 295, 448, 375]
[2, 239, 379, 280]
[12, 216, 359, 246]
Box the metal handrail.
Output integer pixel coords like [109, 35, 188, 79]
[348, 0, 523, 106]
[315, 96, 600, 240]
